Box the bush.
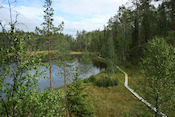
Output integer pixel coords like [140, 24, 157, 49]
[66, 68, 94, 117]
[84, 75, 96, 83]
[95, 76, 118, 87]
[83, 78, 89, 83]
[17, 89, 65, 117]
[89, 75, 96, 82]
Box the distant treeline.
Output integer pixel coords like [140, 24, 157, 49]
[0, 31, 79, 53]
[74, 0, 175, 65]
[1, 0, 174, 65]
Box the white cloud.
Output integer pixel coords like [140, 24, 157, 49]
[15, 6, 43, 19]
[0, 0, 129, 36]
[54, 0, 128, 17]
[0, 4, 43, 32]
[54, 15, 110, 36]
[53, 0, 128, 35]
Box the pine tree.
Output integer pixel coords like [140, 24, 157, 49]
[66, 67, 94, 117]
[42, 0, 54, 89]
[41, 0, 64, 89]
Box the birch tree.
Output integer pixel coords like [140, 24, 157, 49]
[141, 38, 175, 117]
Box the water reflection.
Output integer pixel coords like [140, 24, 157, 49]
[37, 61, 101, 91]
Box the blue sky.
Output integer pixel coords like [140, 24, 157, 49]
[0, 0, 129, 36]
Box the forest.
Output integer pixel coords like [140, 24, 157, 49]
[0, 0, 175, 117]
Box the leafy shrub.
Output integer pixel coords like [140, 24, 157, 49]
[34, 89, 65, 116]
[83, 78, 89, 83]
[89, 75, 96, 82]
[17, 89, 65, 117]
[95, 76, 118, 87]
[84, 75, 96, 83]
[141, 38, 175, 115]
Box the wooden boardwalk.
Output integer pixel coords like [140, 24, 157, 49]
[117, 66, 167, 117]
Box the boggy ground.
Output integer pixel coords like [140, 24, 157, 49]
[85, 70, 154, 117]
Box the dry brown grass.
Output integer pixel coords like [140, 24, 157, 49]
[6, 50, 96, 56]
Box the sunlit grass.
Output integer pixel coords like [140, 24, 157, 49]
[6, 50, 96, 56]
[122, 66, 175, 117]
[86, 71, 154, 117]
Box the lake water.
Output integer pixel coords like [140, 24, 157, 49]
[37, 61, 102, 91]
[0, 60, 102, 99]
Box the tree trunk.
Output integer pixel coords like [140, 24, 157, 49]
[48, 26, 52, 89]
[171, 0, 175, 31]
[12, 75, 18, 117]
[135, 0, 141, 48]
[1, 98, 9, 117]
[64, 63, 69, 117]
[155, 93, 159, 117]
[138, 23, 141, 48]
[64, 64, 67, 90]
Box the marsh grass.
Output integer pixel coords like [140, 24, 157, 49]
[86, 71, 154, 117]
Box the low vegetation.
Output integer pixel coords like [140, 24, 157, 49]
[122, 66, 175, 117]
[20, 89, 65, 117]
[84, 71, 154, 117]
[94, 75, 118, 88]
[66, 67, 94, 117]
[84, 75, 97, 83]
[0, 0, 175, 116]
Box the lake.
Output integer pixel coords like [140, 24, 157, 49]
[0, 60, 102, 93]
[37, 61, 102, 91]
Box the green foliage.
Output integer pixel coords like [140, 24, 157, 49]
[95, 75, 118, 88]
[0, 31, 44, 116]
[89, 75, 96, 82]
[141, 38, 175, 115]
[80, 50, 92, 64]
[72, 0, 175, 66]
[0, 32, 65, 116]
[17, 89, 65, 117]
[1, 0, 175, 116]
[105, 37, 118, 73]
[0, 14, 65, 116]
[84, 75, 96, 83]
[92, 57, 107, 69]
[66, 67, 94, 117]
[42, 0, 54, 35]
[166, 31, 175, 46]
[35, 0, 64, 35]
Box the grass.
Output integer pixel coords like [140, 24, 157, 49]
[85, 71, 154, 117]
[122, 66, 147, 98]
[121, 66, 175, 117]
[59, 64, 174, 116]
